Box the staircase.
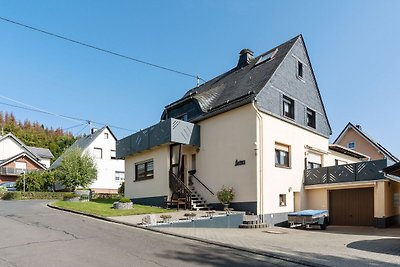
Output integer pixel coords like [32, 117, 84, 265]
[189, 185, 210, 211]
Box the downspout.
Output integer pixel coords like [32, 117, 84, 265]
[252, 101, 264, 221]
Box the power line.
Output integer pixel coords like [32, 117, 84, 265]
[0, 16, 206, 83]
[0, 97, 137, 133]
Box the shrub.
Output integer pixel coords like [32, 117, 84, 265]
[0, 186, 7, 193]
[79, 194, 90, 201]
[118, 197, 132, 203]
[118, 182, 125, 194]
[63, 192, 79, 199]
[217, 186, 235, 204]
[1, 191, 66, 200]
[91, 193, 121, 200]
[15, 170, 56, 192]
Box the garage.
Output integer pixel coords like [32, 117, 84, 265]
[329, 188, 374, 226]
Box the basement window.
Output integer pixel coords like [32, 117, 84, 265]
[279, 194, 287, 207]
[135, 160, 154, 181]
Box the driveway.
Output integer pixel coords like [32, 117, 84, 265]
[0, 200, 302, 267]
[155, 224, 400, 266]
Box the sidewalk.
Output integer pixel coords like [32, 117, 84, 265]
[110, 211, 400, 267]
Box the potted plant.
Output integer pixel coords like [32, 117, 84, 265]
[160, 214, 172, 223]
[113, 197, 133, 209]
[217, 186, 235, 210]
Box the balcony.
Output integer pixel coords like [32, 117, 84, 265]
[0, 167, 37, 176]
[304, 159, 388, 186]
[117, 118, 200, 159]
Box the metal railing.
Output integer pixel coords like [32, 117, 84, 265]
[188, 170, 214, 195]
[0, 167, 38, 176]
[169, 171, 192, 208]
[304, 159, 387, 186]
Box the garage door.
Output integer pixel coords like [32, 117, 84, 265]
[329, 188, 374, 226]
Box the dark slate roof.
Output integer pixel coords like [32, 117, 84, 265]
[334, 122, 399, 163]
[383, 162, 400, 177]
[165, 35, 300, 120]
[27, 146, 54, 159]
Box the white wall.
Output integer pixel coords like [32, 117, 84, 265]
[259, 112, 329, 215]
[195, 104, 258, 205]
[124, 145, 169, 199]
[0, 137, 24, 160]
[84, 128, 125, 191]
[324, 150, 361, 166]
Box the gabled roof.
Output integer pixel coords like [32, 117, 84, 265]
[0, 152, 46, 169]
[165, 35, 300, 121]
[0, 132, 54, 160]
[50, 126, 114, 169]
[334, 122, 399, 163]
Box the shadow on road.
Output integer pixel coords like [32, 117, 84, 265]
[347, 238, 400, 256]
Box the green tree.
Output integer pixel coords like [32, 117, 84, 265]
[16, 171, 45, 191]
[55, 148, 97, 190]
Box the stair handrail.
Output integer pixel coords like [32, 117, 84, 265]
[188, 170, 214, 195]
[169, 171, 192, 208]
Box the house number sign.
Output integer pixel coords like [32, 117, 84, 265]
[235, 160, 246, 166]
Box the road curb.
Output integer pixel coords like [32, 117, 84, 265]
[47, 203, 326, 267]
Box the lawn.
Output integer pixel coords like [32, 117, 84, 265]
[52, 199, 172, 217]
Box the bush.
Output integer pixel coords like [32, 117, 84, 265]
[63, 192, 79, 199]
[15, 170, 56, 192]
[118, 197, 132, 203]
[91, 193, 121, 200]
[1, 191, 66, 200]
[0, 186, 7, 193]
[217, 186, 235, 204]
[118, 182, 125, 194]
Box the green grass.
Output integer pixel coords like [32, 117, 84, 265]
[52, 199, 172, 217]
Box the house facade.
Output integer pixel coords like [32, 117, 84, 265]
[0, 133, 53, 182]
[51, 126, 125, 193]
[334, 122, 399, 165]
[117, 35, 400, 227]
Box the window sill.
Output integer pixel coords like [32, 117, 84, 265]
[275, 164, 291, 169]
[283, 115, 295, 121]
[296, 75, 305, 83]
[134, 177, 154, 182]
[279, 205, 287, 207]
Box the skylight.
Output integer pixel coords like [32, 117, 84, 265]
[257, 49, 278, 64]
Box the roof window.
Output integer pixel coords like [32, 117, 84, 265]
[256, 49, 278, 65]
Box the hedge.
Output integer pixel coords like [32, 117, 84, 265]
[0, 191, 67, 200]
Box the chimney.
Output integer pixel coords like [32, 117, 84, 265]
[355, 124, 362, 131]
[237, 48, 254, 68]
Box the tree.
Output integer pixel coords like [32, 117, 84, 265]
[15, 170, 56, 192]
[55, 148, 97, 190]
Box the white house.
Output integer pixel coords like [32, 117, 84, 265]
[117, 35, 400, 227]
[0, 132, 53, 182]
[52, 126, 125, 193]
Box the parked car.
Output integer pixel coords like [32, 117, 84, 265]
[0, 182, 17, 191]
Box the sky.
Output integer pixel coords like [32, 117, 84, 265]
[0, 1, 399, 157]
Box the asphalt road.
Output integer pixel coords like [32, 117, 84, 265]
[0, 200, 303, 267]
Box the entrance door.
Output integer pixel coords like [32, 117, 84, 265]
[329, 188, 374, 226]
[170, 144, 181, 180]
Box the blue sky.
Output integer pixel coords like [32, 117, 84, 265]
[0, 1, 399, 157]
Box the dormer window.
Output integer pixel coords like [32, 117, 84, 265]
[283, 95, 295, 119]
[297, 61, 304, 79]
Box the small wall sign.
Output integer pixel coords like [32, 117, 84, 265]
[235, 160, 246, 166]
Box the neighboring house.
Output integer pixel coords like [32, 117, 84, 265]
[117, 35, 400, 227]
[51, 126, 124, 193]
[334, 122, 399, 165]
[0, 132, 53, 183]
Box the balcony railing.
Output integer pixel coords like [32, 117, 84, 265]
[0, 167, 38, 176]
[304, 159, 387, 186]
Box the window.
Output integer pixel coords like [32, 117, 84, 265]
[283, 95, 295, 119]
[176, 113, 188, 121]
[93, 147, 102, 159]
[104, 133, 109, 139]
[15, 161, 27, 170]
[306, 108, 316, 128]
[110, 150, 116, 160]
[307, 152, 322, 169]
[115, 171, 125, 182]
[275, 143, 290, 168]
[257, 48, 278, 64]
[135, 160, 154, 181]
[297, 61, 303, 78]
[279, 194, 287, 206]
[347, 142, 356, 150]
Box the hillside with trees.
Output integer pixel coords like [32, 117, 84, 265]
[0, 111, 77, 162]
